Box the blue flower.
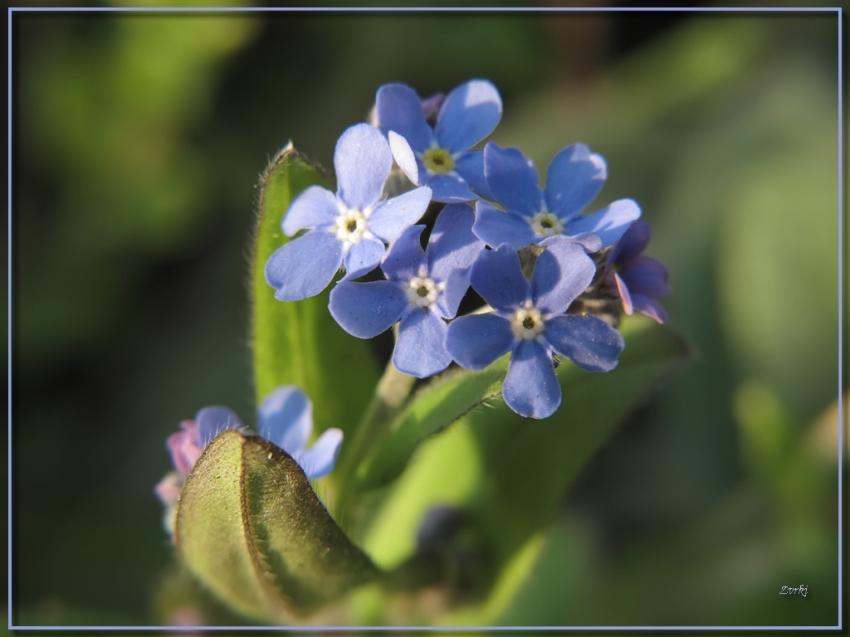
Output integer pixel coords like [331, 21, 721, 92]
[329, 204, 484, 378]
[376, 79, 502, 203]
[473, 142, 641, 252]
[265, 124, 432, 301]
[155, 387, 343, 490]
[609, 220, 670, 323]
[446, 240, 625, 419]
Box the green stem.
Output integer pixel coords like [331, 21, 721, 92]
[336, 359, 416, 514]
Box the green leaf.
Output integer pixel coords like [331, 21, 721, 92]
[361, 319, 688, 571]
[251, 144, 378, 430]
[355, 360, 508, 490]
[176, 429, 379, 621]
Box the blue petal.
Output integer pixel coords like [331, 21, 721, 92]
[258, 386, 312, 456]
[368, 186, 431, 243]
[427, 203, 484, 283]
[334, 123, 392, 210]
[630, 293, 668, 324]
[543, 315, 624, 372]
[295, 428, 343, 479]
[565, 232, 603, 253]
[282, 186, 340, 236]
[532, 237, 597, 314]
[544, 143, 607, 219]
[446, 313, 514, 370]
[195, 406, 242, 447]
[343, 237, 385, 279]
[470, 245, 530, 312]
[610, 219, 651, 265]
[426, 173, 476, 203]
[503, 340, 561, 419]
[388, 131, 420, 185]
[620, 256, 670, 298]
[265, 230, 343, 301]
[381, 224, 426, 281]
[472, 203, 536, 250]
[328, 280, 407, 338]
[435, 79, 502, 153]
[565, 198, 641, 248]
[376, 82, 434, 153]
[393, 309, 452, 378]
[454, 150, 493, 199]
[483, 142, 542, 214]
[436, 269, 469, 320]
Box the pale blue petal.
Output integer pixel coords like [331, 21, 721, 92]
[435, 79, 502, 153]
[483, 142, 541, 214]
[426, 173, 476, 203]
[393, 309, 452, 378]
[368, 186, 432, 243]
[376, 83, 434, 153]
[470, 245, 530, 312]
[565, 198, 641, 248]
[334, 123, 392, 210]
[543, 315, 624, 372]
[381, 224, 426, 281]
[295, 428, 343, 479]
[544, 143, 607, 219]
[472, 203, 536, 250]
[282, 186, 340, 236]
[328, 280, 407, 338]
[435, 269, 469, 320]
[533, 237, 597, 314]
[258, 386, 312, 455]
[427, 203, 484, 283]
[343, 237, 385, 279]
[446, 314, 514, 370]
[195, 406, 242, 447]
[388, 131, 420, 185]
[265, 231, 343, 301]
[454, 151, 493, 199]
[503, 340, 561, 419]
[565, 232, 603, 253]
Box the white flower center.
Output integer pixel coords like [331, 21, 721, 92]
[529, 211, 563, 238]
[406, 275, 441, 308]
[511, 305, 544, 340]
[335, 208, 368, 245]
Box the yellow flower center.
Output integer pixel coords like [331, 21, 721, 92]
[423, 148, 455, 174]
[529, 211, 563, 238]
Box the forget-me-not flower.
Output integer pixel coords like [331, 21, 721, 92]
[376, 79, 502, 203]
[329, 204, 484, 378]
[608, 220, 670, 323]
[446, 240, 625, 419]
[473, 142, 641, 252]
[155, 386, 343, 495]
[265, 124, 432, 301]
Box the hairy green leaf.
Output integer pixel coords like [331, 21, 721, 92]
[176, 429, 379, 621]
[362, 319, 688, 570]
[251, 144, 378, 430]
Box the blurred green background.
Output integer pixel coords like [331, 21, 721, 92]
[10, 7, 841, 627]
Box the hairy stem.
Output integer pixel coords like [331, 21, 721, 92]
[336, 359, 416, 514]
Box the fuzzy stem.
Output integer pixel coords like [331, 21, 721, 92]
[336, 359, 416, 514]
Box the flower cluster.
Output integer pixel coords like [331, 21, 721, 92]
[264, 79, 669, 420]
[155, 386, 342, 533]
